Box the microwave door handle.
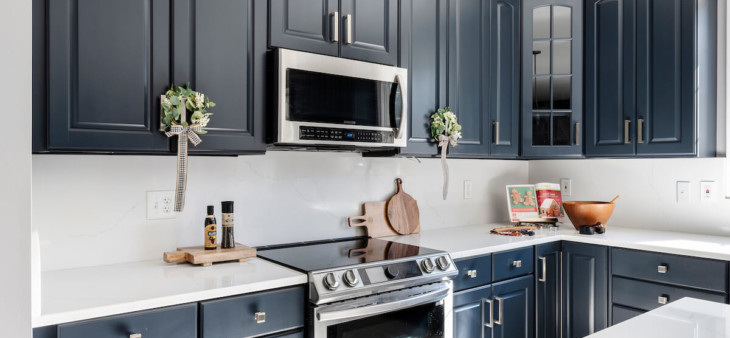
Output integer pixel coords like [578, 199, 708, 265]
[316, 284, 449, 322]
[395, 73, 407, 140]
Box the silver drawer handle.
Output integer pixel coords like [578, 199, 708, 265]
[129, 334, 142, 338]
[538, 257, 547, 282]
[331, 12, 339, 42]
[254, 312, 266, 324]
[658, 265, 668, 274]
[484, 299, 494, 328]
[512, 260, 522, 268]
[494, 297, 504, 325]
[658, 296, 668, 305]
[467, 269, 478, 278]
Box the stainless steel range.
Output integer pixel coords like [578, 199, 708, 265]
[257, 238, 458, 338]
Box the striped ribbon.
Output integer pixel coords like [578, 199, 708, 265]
[165, 124, 203, 212]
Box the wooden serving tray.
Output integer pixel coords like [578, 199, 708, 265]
[163, 243, 256, 266]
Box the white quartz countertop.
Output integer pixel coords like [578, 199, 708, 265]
[383, 224, 730, 261]
[34, 257, 307, 328]
[588, 298, 730, 338]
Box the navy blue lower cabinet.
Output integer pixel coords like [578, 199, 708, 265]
[535, 242, 561, 338]
[454, 284, 493, 338]
[562, 242, 608, 338]
[611, 304, 644, 325]
[491, 275, 534, 338]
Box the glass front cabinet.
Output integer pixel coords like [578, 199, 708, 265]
[521, 0, 583, 157]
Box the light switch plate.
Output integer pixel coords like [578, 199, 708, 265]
[463, 180, 473, 199]
[676, 181, 690, 203]
[700, 181, 717, 202]
[146, 191, 175, 220]
[560, 178, 572, 196]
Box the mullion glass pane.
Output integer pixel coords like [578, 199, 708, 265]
[553, 114, 571, 145]
[533, 6, 551, 39]
[553, 76, 571, 109]
[552, 40, 571, 74]
[533, 41, 551, 75]
[532, 114, 551, 146]
[533, 77, 551, 109]
[553, 6, 572, 38]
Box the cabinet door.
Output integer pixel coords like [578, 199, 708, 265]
[47, 0, 171, 152]
[521, 0, 583, 158]
[488, 0, 520, 157]
[340, 0, 399, 65]
[562, 242, 608, 338]
[635, 0, 696, 156]
[269, 0, 339, 56]
[453, 284, 492, 338]
[446, 0, 491, 157]
[492, 275, 535, 338]
[585, 0, 637, 156]
[536, 242, 561, 338]
[175, 0, 266, 154]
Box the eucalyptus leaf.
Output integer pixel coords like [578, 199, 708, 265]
[196, 130, 208, 135]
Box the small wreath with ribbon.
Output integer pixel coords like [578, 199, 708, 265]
[160, 84, 215, 212]
[431, 107, 462, 200]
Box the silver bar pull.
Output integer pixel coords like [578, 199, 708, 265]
[624, 120, 631, 144]
[638, 118, 645, 143]
[658, 295, 668, 305]
[494, 297, 504, 325]
[484, 299, 494, 328]
[538, 257, 547, 282]
[658, 265, 668, 274]
[129, 334, 142, 338]
[467, 269, 478, 278]
[575, 122, 581, 145]
[512, 260, 522, 268]
[344, 14, 352, 44]
[493, 122, 500, 145]
[331, 12, 339, 42]
[254, 312, 266, 324]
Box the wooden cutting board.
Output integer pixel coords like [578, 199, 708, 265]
[348, 202, 399, 238]
[386, 178, 420, 235]
[163, 243, 256, 266]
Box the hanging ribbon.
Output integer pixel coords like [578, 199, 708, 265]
[165, 124, 202, 212]
[438, 134, 459, 200]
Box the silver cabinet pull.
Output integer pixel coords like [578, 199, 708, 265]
[658, 265, 668, 274]
[624, 120, 631, 144]
[512, 260, 522, 268]
[254, 312, 266, 323]
[129, 334, 142, 338]
[538, 257, 547, 282]
[658, 295, 668, 305]
[331, 12, 339, 42]
[494, 297, 504, 325]
[484, 299, 494, 328]
[467, 269, 478, 278]
[575, 122, 581, 145]
[344, 14, 352, 44]
[638, 118, 645, 143]
[493, 122, 500, 145]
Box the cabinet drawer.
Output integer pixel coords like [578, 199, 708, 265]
[200, 286, 305, 338]
[612, 277, 727, 312]
[493, 247, 534, 282]
[58, 304, 197, 338]
[611, 304, 645, 325]
[612, 248, 728, 293]
[454, 255, 492, 291]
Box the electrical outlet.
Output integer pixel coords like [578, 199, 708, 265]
[676, 181, 690, 203]
[463, 180, 473, 199]
[147, 191, 175, 220]
[700, 181, 717, 202]
[560, 178, 572, 196]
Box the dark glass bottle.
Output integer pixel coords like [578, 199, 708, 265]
[204, 205, 217, 250]
[221, 201, 235, 249]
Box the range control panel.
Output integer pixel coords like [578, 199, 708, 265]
[299, 126, 395, 143]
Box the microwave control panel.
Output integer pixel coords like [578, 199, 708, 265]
[300, 126, 394, 143]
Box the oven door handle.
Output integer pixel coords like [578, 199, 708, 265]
[316, 285, 450, 322]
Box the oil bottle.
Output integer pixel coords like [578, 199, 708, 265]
[204, 205, 217, 250]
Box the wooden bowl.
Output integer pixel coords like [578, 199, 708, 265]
[562, 201, 615, 231]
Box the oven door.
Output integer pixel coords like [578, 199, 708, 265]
[312, 281, 453, 338]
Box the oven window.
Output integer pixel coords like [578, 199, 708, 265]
[287, 69, 401, 128]
[326, 303, 444, 338]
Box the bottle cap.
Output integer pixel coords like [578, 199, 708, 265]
[207, 205, 214, 215]
[222, 201, 234, 213]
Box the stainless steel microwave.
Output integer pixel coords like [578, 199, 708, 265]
[273, 49, 408, 148]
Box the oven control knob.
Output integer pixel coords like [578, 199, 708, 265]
[421, 258, 435, 273]
[436, 256, 451, 271]
[384, 265, 400, 279]
[343, 269, 359, 287]
[323, 272, 340, 291]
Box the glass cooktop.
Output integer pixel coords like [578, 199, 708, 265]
[257, 238, 442, 272]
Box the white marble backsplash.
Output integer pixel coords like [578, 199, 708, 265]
[32, 151, 528, 271]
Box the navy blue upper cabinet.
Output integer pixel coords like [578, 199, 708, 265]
[562, 242, 608, 338]
[46, 0, 171, 152]
[270, 0, 399, 65]
[521, 0, 584, 158]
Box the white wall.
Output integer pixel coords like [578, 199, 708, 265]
[0, 0, 32, 336]
[33, 152, 527, 271]
[530, 158, 730, 236]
